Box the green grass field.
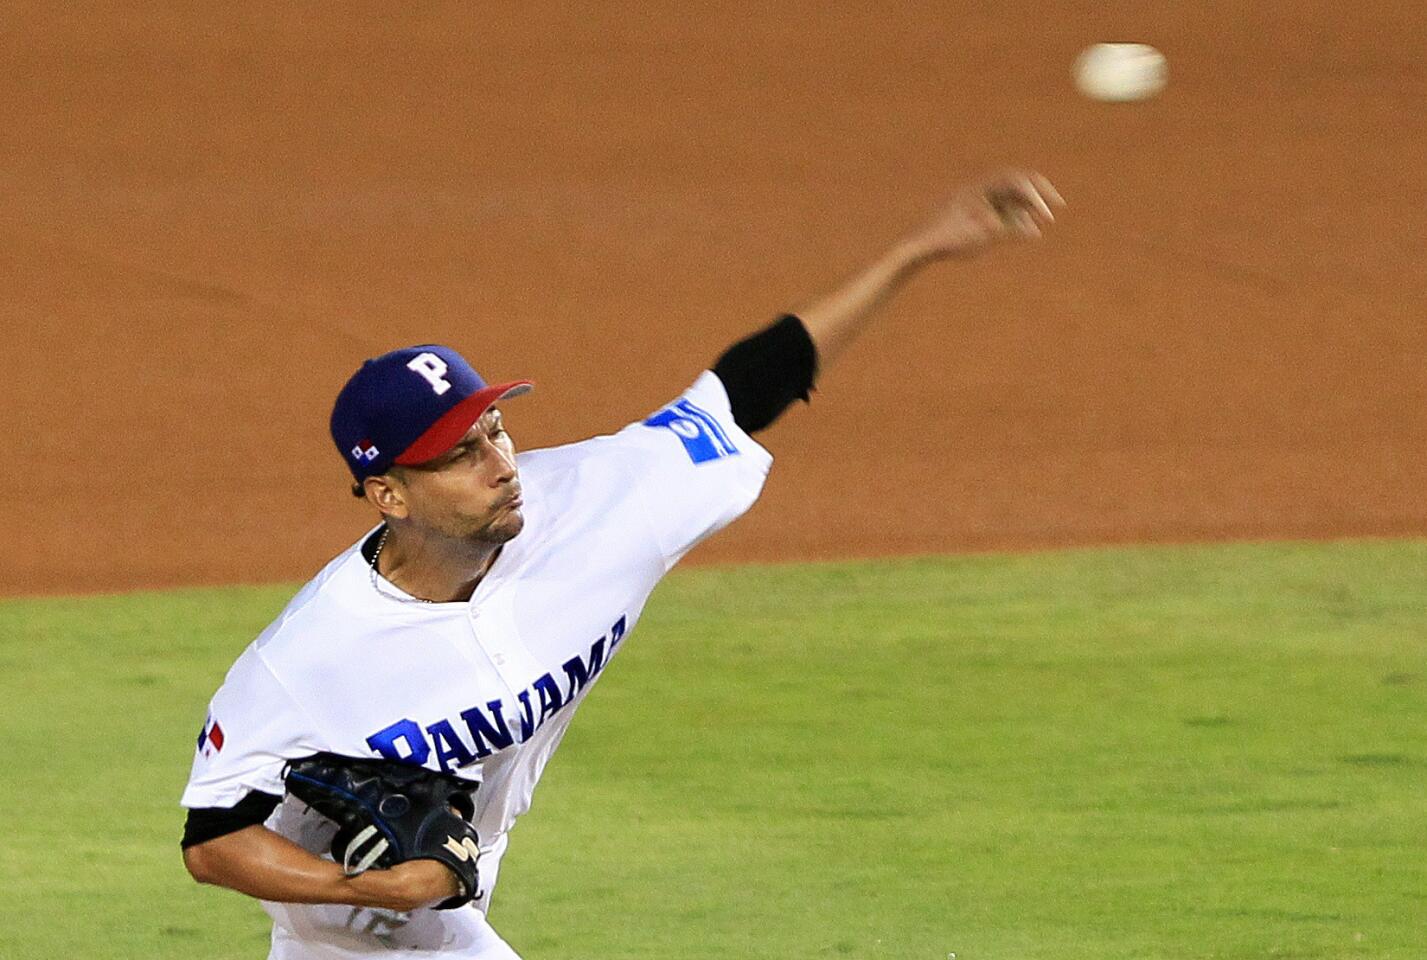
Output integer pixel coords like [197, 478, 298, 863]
[2, 540, 1423, 960]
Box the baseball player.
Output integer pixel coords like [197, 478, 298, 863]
[180, 171, 1062, 959]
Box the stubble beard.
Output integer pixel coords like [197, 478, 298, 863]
[470, 506, 524, 546]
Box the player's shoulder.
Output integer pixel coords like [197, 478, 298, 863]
[519, 371, 758, 474]
[243, 532, 392, 662]
[512, 432, 641, 539]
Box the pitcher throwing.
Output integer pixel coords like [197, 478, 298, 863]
[180, 171, 1063, 959]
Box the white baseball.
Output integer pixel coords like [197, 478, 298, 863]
[1073, 43, 1168, 102]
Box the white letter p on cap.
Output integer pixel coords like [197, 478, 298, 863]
[407, 353, 452, 395]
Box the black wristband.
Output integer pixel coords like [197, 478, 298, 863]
[711, 314, 819, 433]
[181, 790, 283, 848]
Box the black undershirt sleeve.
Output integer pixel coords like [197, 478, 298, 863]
[181, 790, 283, 849]
[711, 314, 819, 434]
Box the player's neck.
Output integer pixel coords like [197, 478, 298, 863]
[375, 525, 501, 604]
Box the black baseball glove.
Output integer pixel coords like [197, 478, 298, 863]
[282, 752, 482, 910]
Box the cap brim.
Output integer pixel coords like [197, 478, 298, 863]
[393, 380, 534, 466]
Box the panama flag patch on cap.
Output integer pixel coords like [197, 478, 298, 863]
[197, 715, 225, 758]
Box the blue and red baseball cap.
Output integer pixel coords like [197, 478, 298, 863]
[331, 345, 533, 482]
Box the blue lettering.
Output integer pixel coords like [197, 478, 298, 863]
[533, 673, 564, 724]
[366, 719, 431, 764]
[562, 637, 607, 700]
[459, 700, 516, 758]
[426, 719, 475, 772]
[515, 689, 536, 742]
[367, 612, 630, 761]
[643, 401, 738, 464]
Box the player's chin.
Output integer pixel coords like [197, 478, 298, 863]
[476, 506, 525, 544]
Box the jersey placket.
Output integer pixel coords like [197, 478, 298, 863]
[465, 576, 546, 736]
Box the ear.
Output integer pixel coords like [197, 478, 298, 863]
[363, 474, 410, 519]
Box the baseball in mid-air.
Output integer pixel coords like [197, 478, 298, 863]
[1073, 43, 1168, 102]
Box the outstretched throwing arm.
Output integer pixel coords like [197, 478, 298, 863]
[711, 169, 1063, 435]
[796, 169, 1063, 368]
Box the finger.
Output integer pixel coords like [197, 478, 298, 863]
[986, 179, 1051, 225]
[1012, 174, 1056, 221]
[1032, 172, 1066, 208]
[990, 169, 1063, 220]
[1016, 173, 1061, 222]
[987, 191, 1046, 232]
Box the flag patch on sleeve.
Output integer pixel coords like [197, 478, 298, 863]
[643, 399, 740, 464]
[196, 715, 225, 758]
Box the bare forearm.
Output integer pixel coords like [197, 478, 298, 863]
[183, 826, 455, 911]
[792, 170, 1063, 371]
[794, 241, 929, 368]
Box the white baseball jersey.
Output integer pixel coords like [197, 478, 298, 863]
[181, 371, 772, 960]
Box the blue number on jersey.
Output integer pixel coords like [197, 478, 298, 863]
[643, 399, 740, 464]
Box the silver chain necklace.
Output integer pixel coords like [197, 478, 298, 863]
[368, 526, 438, 604]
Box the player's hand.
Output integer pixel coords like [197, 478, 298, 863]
[901, 170, 1064, 262]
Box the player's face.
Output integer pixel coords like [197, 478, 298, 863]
[394, 408, 524, 544]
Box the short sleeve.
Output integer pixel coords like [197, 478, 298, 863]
[617, 370, 774, 567]
[180, 645, 324, 809]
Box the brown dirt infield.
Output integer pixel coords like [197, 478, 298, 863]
[5, 2, 1426, 597]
